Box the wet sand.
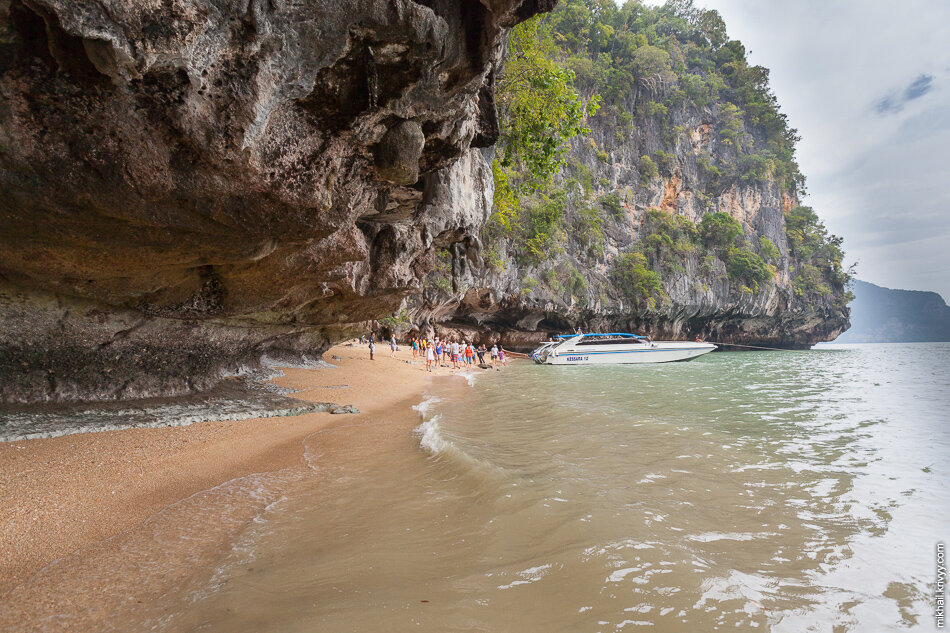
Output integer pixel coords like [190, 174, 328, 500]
[0, 342, 477, 603]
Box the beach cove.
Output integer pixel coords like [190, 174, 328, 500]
[155, 342, 947, 633]
[0, 342, 495, 631]
[2, 343, 948, 632]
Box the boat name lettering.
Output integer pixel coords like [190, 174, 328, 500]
[566, 356, 588, 362]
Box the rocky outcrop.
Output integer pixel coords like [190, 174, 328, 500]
[0, 0, 553, 403]
[410, 87, 850, 349]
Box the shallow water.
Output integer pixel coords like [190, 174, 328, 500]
[65, 345, 950, 631]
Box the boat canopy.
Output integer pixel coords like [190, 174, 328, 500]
[554, 332, 646, 339]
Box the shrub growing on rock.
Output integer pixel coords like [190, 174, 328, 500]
[612, 252, 663, 309]
[726, 245, 773, 290]
[700, 211, 742, 250]
[638, 155, 658, 184]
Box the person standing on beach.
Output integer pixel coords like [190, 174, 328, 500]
[490, 344, 498, 366]
[412, 338, 418, 358]
[425, 343, 434, 372]
[435, 340, 443, 366]
[390, 335, 397, 358]
[476, 344, 487, 365]
[498, 346, 506, 366]
[451, 340, 460, 369]
[369, 339, 375, 361]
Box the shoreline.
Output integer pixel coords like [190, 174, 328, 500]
[0, 342, 503, 614]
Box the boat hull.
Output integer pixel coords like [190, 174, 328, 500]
[543, 342, 715, 365]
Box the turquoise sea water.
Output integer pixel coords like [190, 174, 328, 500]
[149, 342, 950, 632]
[11, 343, 945, 632]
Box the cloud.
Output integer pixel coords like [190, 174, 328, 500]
[904, 73, 934, 100]
[873, 73, 934, 114]
[873, 94, 902, 115]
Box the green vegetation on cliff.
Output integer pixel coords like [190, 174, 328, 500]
[480, 0, 850, 323]
[546, 0, 805, 193]
[786, 205, 853, 309]
[496, 18, 599, 188]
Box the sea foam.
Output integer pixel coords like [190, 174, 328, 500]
[413, 395, 447, 454]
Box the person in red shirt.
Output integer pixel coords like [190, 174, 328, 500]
[464, 342, 474, 365]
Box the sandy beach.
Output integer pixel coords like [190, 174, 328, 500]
[0, 341, 495, 626]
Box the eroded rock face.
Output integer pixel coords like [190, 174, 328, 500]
[408, 93, 850, 350]
[0, 0, 553, 403]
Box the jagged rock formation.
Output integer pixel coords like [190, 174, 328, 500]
[413, 126, 848, 349]
[0, 0, 552, 403]
[408, 3, 850, 349]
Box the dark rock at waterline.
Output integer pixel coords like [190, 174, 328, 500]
[0, 0, 551, 404]
[0, 379, 322, 442]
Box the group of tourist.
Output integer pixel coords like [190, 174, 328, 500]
[362, 332, 508, 371]
[408, 336, 506, 372]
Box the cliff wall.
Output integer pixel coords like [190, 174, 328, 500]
[408, 3, 851, 349]
[413, 103, 848, 349]
[0, 0, 550, 403]
[0, 0, 851, 404]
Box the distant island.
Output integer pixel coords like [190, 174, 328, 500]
[834, 280, 950, 343]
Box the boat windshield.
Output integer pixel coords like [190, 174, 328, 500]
[574, 334, 648, 346]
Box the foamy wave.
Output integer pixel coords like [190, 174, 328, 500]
[411, 394, 511, 483]
[693, 569, 771, 617]
[412, 395, 442, 418]
[412, 395, 448, 455]
[497, 563, 557, 590]
[415, 415, 448, 455]
[456, 369, 480, 386]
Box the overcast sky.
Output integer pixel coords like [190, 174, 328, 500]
[645, 0, 950, 300]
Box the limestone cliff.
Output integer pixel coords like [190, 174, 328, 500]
[409, 2, 851, 349]
[0, 0, 551, 403]
[0, 0, 851, 405]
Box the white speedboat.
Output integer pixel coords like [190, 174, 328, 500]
[532, 333, 715, 365]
